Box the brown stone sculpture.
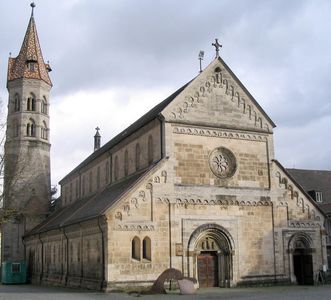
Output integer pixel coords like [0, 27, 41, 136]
[150, 268, 183, 294]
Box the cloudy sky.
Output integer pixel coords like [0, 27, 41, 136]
[1, 0, 331, 189]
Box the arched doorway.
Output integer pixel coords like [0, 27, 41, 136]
[188, 224, 233, 288]
[289, 233, 314, 285]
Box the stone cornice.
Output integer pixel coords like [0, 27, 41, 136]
[172, 125, 268, 142]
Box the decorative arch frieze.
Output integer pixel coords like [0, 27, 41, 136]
[288, 220, 321, 229]
[115, 224, 155, 231]
[274, 170, 322, 221]
[156, 197, 271, 207]
[169, 69, 271, 132]
[172, 126, 268, 142]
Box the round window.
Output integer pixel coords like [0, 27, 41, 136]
[209, 147, 237, 179]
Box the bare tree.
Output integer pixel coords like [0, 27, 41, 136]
[0, 98, 23, 224]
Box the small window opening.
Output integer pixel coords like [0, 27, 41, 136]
[142, 237, 151, 261]
[132, 236, 141, 260]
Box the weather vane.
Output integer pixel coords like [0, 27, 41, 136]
[212, 38, 222, 58]
[30, 2, 36, 17]
[198, 50, 204, 73]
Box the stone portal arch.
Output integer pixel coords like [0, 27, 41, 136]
[288, 232, 314, 285]
[188, 224, 234, 288]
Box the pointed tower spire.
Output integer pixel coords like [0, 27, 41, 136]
[7, 3, 52, 86]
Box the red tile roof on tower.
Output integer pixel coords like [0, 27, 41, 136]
[7, 12, 52, 86]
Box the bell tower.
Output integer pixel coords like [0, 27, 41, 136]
[1, 3, 52, 261]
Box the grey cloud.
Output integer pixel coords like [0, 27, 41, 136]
[1, 0, 331, 173]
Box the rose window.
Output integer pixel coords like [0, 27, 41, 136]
[212, 154, 229, 173]
[209, 147, 236, 179]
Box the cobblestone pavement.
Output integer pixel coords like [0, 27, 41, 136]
[0, 284, 331, 300]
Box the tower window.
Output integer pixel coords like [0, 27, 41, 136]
[41, 97, 47, 114]
[27, 94, 36, 111]
[41, 121, 48, 140]
[14, 94, 20, 111]
[28, 62, 36, 72]
[26, 119, 36, 137]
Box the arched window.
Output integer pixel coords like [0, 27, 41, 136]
[148, 135, 153, 164]
[132, 236, 141, 260]
[41, 96, 47, 114]
[114, 155, 119, 181]
[27, 94, 36, 111]
[28, 62, 36, 72]
[135, 143, 141, 171]
[26, 119, 36, 137]
[41, 121, 48, 140]
[142, 237, 151, 261]
[14, 94, 20, 111]
[124, 149, 129, 176]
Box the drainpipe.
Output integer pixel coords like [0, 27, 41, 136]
[157, 115, 165, 159]
[63, 227, 69, 286]
[271, 202, 277, 283]
[98, 216, 106, 291]
[22, 234, 26, 261]
[168, 202, 172, 269]
[38, 233, 44, 283]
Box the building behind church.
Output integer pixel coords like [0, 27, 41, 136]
[1, 4, 328, 291]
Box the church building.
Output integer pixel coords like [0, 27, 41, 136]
[2, 4, 328, 291]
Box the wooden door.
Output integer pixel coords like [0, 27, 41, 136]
[197, 252, 218, 287]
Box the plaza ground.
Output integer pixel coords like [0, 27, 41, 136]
[0, 284, 331, 300]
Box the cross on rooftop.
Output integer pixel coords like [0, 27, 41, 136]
[212, 38, 222, 58]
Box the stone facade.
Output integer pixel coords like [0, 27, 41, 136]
[4, 5, 327, 291]
[23, 56, 327, 290]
